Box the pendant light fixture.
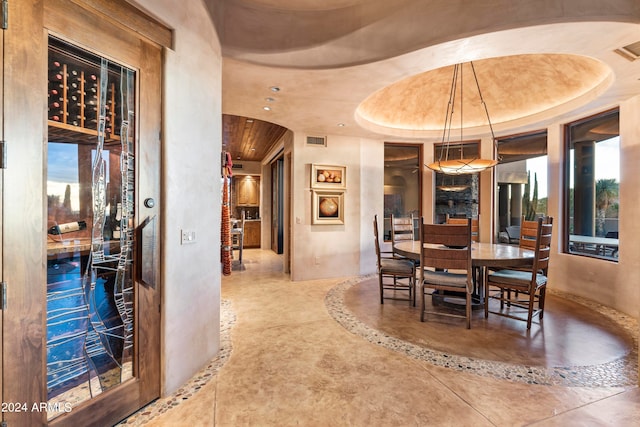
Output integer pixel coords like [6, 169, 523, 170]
[427, 61, 498, 175]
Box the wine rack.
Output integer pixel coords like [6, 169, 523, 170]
[48, 38, 128, 141]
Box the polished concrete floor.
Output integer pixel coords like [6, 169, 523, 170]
[125, 249, 640, 426]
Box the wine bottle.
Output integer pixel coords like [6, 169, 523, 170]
[48, 220, 87, 235]
[49, 110, 67, 118]
[48, 71, 64, 81]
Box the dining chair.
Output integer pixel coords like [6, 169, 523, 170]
[446, 215, 479, 242]
[373, 215, 416, 306]
[484, 216, 553, 329]
[390, 213, 420, 273]
[391, 214, 415, 244]
[419, 218, 473, 328]
[446, 215, 479, 289]
[519, 215, 552, 250]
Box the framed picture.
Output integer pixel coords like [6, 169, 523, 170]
[312, 190, 344, 225]
[311, 164, 346, 189]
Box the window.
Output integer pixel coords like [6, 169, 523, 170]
[383, 144, 422, 240]
[495, 131, 548, 243]
[433, 141, 480, 224]
[565, 109, 619, 260]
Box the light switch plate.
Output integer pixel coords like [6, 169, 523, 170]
[181, 229, 196, 244]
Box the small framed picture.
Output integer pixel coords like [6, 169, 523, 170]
[311, 164, 346, 189]
[312, 190, 344, 225]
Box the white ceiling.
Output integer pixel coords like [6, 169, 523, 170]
[213, 0, 640, 142]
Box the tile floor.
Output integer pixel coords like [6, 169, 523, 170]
[122, 249, 640, 426]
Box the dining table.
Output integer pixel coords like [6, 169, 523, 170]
[393, 240, 535, 308]
[393, 240, 535, 267]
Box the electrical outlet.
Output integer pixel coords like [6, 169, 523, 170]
[314, 256, 320, 265]
[181, 230, 196, 244]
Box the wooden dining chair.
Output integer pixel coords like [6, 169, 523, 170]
[390, 214, 420, 276]
[446, 215, 479, 242]
[391, 214, 415, 244]
[373, 215, 416, 306]
[484, 217, 553, 329]
[519, 215, 553, 250]
[446, 215, 479, 289]
[419, 218, 473, 328]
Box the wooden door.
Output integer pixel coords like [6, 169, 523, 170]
[2, 1, 47, 425]
[2, 1, 168, 425]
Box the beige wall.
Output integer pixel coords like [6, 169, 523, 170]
[290, 133, 378, 281]
[130, 0, 223, 395]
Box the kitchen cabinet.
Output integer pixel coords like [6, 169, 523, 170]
[243, 220, 261, 248]
[237, 176, 260, 206]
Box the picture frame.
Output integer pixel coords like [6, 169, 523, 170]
[312, 190, 345, 225]
[311, 164, 346, 189]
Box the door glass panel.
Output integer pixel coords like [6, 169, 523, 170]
[46, 36, 136, 417]
[383, 144, 421, 240]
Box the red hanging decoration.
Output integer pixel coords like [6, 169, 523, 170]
[221, 153, 232, 275]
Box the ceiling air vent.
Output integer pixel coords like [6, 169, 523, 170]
[614, 41, 640, 61]
[306, 136, 326, 147]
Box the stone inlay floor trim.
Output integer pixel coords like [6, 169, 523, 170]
[325, 275, 638, 388]
[118, 299, 236, 425]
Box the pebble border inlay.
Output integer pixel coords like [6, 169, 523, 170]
[325, 275, 638, 388]
[118, 299, 236, 425]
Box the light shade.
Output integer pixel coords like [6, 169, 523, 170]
[436, 184, 470, 192]
[427, 158, 498, 175]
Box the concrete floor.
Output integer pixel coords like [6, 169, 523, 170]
[122, 249, 640, 426]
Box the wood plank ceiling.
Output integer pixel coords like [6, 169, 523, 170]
[222, 114, 288, 162]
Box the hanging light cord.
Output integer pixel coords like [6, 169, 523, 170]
[470, 61, 499, 160]
[439, 63, 459, 163]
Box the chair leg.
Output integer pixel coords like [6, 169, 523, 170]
[484, 278, 489, 318]
[411, 276, 416, 307]
[465, 291, 471, 329]
[526, 290, 537, 329]
[419, 283, 425, 322]
[539, 287, 546, 319]
[379, 274, 384, 304]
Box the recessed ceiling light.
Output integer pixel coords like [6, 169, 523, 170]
[246, 119, 254, 123]
[337, 123, 345, 127]
[270, 86, 280, 92]
[263, 106, 271, 111]
[265, 97, 275, 102]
